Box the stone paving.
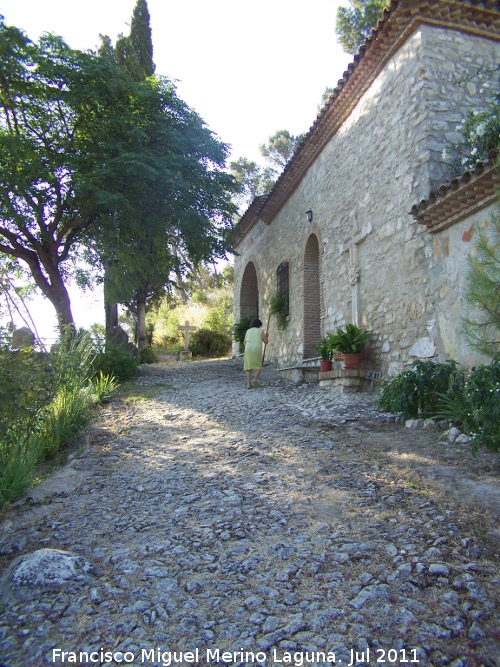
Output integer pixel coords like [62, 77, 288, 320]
[0, 358, 499, 667]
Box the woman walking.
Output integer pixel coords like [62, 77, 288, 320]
[243, 318, 269, 388]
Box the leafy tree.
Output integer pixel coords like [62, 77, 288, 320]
[230, 129, 303, 212]
[99, 0, 156, 333]
[319, 86, 335, 111]
[97, 1, 237, 348]
[336, 0, 387, 55]
[229, 157, 274, 211]
[259, 129, 304, 172]
[0, 19, 144, 331]
[462, 215, 500, 358]
[0, 257, 43, 346]
[92, 76, 238, 347]
[171, 261, 233, 304]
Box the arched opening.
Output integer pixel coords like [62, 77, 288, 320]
[240, 261, 259, 320]
[303, 234, 321, 358]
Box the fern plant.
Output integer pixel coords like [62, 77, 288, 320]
[269, 294, 289, 330]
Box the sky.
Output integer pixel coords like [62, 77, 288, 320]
[0, 0, 354, 340]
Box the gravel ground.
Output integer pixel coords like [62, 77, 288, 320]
[0, 358, 499, 667]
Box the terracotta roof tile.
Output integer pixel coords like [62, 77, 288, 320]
[411, 150, 500, 232]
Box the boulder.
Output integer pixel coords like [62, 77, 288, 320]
[11, 327, 35, 349]
[106, 325, 138, 358]
[0, 548, 98, 603]
[106, 325, 129, 349]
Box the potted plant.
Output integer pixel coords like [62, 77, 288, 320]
[328, 323, 370, 369]
[315, 335, 334, 372]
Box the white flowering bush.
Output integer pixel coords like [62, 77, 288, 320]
[437, 359, 500, 454]
[379, 359, 500, 454]
[446, 67, 500, 177]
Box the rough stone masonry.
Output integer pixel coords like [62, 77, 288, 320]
[233, 1, 500, 376]
[0, 359, 499, 667]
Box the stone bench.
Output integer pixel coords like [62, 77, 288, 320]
[278, 364, 320, 384]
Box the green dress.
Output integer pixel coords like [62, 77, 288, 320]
[244, 327, 263, 370]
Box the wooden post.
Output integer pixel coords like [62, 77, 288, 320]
[262, 313, 271, 365]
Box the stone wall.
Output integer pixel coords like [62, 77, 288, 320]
[430, 206, 497, 368]
[234, 24, 500, 376]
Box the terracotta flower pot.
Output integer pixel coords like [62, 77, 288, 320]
[319, 359, 332, 372]
[342, 353, 362, 369]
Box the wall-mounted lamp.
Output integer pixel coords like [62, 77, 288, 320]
[305, 210, 313, 223]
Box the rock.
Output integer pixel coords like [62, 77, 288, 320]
[349, 584, 391, 609]
[405, 419, 424, 429]
[468, 621, 486, 641]
[11, 327, 35, 349]
[387, 563, 412, 583]
[0, 359, 497, 666]
[106, 326, 138, 358]
[444, 426, 462, 443]
[429, 563, 450, 576]
[409, 337, 436, 359]
[0, 548, 97, 602]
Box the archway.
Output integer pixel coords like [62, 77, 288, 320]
[240, 261, 259, 320]
[303, 234, 321, 358]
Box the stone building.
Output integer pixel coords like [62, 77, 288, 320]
[233, 0, 500, 382]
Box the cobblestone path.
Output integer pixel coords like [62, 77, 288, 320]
[0, 359, 499, 667]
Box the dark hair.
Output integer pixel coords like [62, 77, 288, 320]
[251, 318, 262, 328]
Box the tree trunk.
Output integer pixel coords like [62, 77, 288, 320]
[172, 243, 189, 304]
[53, 288, 75, 336]
[136, 293, 147, 349]
[22, 253, 75, 338]
[104, 265, 119, 333]
[105, 300, 118, 332]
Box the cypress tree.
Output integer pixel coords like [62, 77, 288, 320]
[100, 0, 156, 334]
[115, 0, 154, 82]
[130, 0, 154, 79]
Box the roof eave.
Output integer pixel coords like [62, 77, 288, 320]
[258, 0, 500, 225]
[411, 152, 500, 232]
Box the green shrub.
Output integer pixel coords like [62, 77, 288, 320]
[0, 438, 39, 503]
[167, 341, 184, 355]
[233, 316, 252, 345]
[191, 290, 209, 304]
[146, 321, 155, 348]
[435, 358, 500, 454]
[378, 359, 463, 418]
[93, 347, 137, 381]
[0, 348, 55, 454]
[0, 331, 118, 505]
[34, 384, 96, 460]
[379, 358, 500, 454]
[204, 289, 232, 331]
[0, 328, 51, 501]
[91, 371, 118, 403]
[138, 346, 158, 364]
[462, 215, 500, 358]
[189, 328, 232, 358]
[34, 333, 100, 460]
